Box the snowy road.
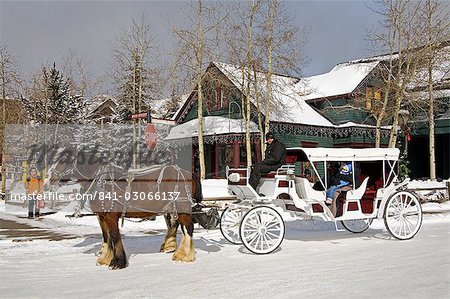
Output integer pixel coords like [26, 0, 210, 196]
[1, 216, 449, 298]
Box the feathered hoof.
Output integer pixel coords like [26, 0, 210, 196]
[96, 256, 109, 266]
[108, 258, 127, 270]
[172, 248, 195, 263]
[96, 243, 106, 257]
[160, 243, 176, 253]
[160, 239, 177, 253]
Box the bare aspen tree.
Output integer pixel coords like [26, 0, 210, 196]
[387, 1, 422, 147]
[244, 0, 259, 167]
[368, 0, 401, 147]
[62, 50, 88, 97]
[263, 0, 276, 158]
[224, 0, 304, 163]
[112, 16, 161, 168]
[369, 0, 422, 148]
[196, 0, 206, 179]
[173, 1, 227, 179]
[417, 0, 450, 180]
[112, 15, 161, 119]
[0, 45, 22, 194]
[62, 50, 105, 101]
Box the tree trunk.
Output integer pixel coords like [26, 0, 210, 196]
[426, 0, 436, 180]
[375, 39, 396, 148]
[245, 0, 256, 167]
[253, 67, 264, 162]
[137, 51, 143, 168]
[1, 62, 6, 195]
[264, 0, 275, 157]
[197, 0, 206, 179]
[132, 50, 137, 169]
[428, 76, 436, 180]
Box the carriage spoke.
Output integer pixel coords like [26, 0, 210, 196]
[404, 219, 413, 235]
[404, 196, 412, 210]
[259, 235, 264, 251]
[264, 232, 275, 243]
[266, 231, 280, 239]
[404, 211, 419, 217]
[245, 222, 259, 230]
[266, 220, 281, 230]
[404, 215, 417, 229]
[247, 231, 259, 243]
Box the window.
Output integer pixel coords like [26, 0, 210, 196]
[215, 87, 223, 109]
[365, 87, 382, 112]
[206, 86, 228, 111]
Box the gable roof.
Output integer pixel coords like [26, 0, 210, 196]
[86, 95, 118, 118]
[213, 62, 334, 127]
[172, 60, 380, 128]
[301, 61, 380, 101]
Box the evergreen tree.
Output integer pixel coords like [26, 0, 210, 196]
[23, 63, 86, 124]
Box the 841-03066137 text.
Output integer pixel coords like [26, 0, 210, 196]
[95, 191, 181, 201]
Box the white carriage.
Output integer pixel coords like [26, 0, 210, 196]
[221, 147, 423, 254]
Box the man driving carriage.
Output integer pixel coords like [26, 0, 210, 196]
[249, 132, 286, 191]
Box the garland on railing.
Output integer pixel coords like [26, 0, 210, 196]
[165, 122, 390, 147]
[165, 133, 261, 147]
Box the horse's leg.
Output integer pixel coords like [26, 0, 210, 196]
[160, 214, 179, 253]
[172, 214, 195, 262]
[104, 213, 127, 269]
[96, 213, 113, 266]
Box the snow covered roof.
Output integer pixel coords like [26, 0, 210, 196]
[170, 94, 190, 120]
[86, 95, 118, 117]
[165, 116, 259, 140]
[213, 62, 334, 127]
[287, 147, 400, 162]
[410, 88, 450, 100]
[147, 94, 189, 120]
[301, 61, 380, 101]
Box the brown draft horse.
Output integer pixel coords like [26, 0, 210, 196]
[47, 159, 202, 270]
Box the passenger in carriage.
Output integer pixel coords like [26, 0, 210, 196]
[249, 132, 286, 191]
[325, 162, 352, 205]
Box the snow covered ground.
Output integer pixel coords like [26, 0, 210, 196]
[1, 179, 449, 298]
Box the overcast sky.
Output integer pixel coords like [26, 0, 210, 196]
[0, 0, 383, 94]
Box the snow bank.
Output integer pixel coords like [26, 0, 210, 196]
[407, 179, 448, 189]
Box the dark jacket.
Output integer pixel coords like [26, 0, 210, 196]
[262, 139, 286, 166]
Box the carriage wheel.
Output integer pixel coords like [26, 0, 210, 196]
[220, 207, 244, 244]
[239, 206, 285, 254]
[340, 218, 373, 233]
[384, 191, 422, 240]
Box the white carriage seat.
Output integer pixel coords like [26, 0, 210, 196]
[346, 177, 370, 201]
[294, 177, 326, 202]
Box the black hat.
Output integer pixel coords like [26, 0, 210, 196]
[265, 132, 274, 140]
